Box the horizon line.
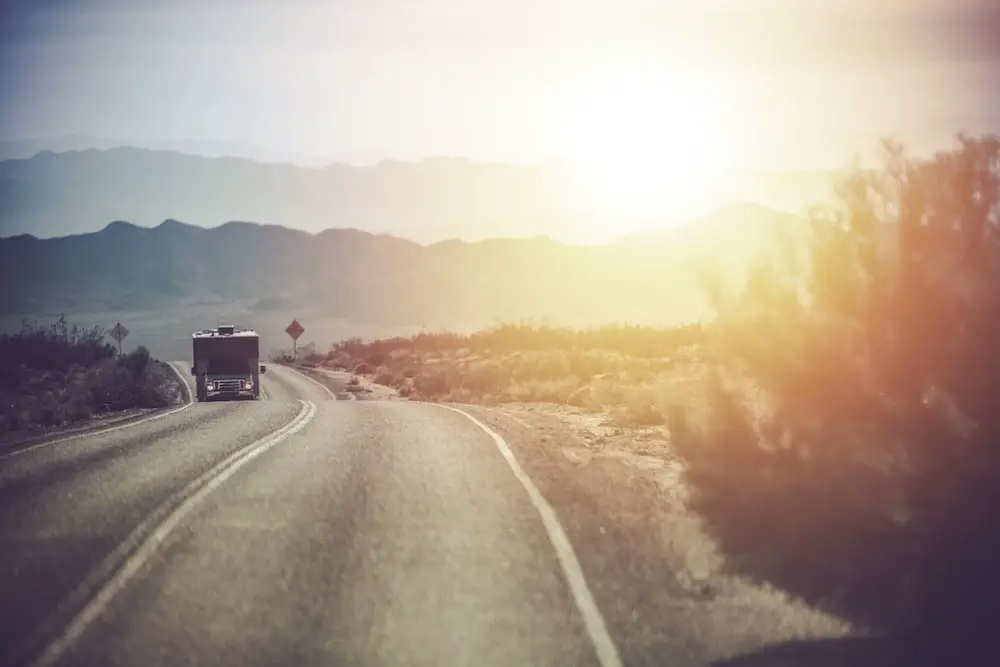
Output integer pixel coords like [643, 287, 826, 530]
[0, 138, 913, 172]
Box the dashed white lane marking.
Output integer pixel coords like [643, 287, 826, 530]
[29, 400, 317, 667]
[435, 404, 625, 667]
[0, 362, 194, 461]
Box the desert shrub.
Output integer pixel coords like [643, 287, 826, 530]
[465, 321, 705, 357]
[566, 349, 620, 380]
[373, 365, 399, 386]
[0, 315, 114, 386]
[672, 134, 1000, 649]
[119, 345, 151, 376]
[89, 355, 172, 411]
[296, 342, 320, 363]
[269, 349, 295, 363]
[460, 359, 507, 393]
[504, 377, 582, 404]
[321, 320, 706, 379]
[319, 324, 711, 407]
[412, 367, 454, 397]
[0, 318, 179, 435]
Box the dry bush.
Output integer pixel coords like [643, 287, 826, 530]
[1, 319, 183, 437]
[373, 366, 400, 387]
[317, 325, 705, 414]
[671, 134, 1000, 654]
[269, 349, 295, 363]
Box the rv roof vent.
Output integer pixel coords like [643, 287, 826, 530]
[217, 324, 235, 336]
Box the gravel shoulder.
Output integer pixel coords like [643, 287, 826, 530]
[450, 401, 884, 667]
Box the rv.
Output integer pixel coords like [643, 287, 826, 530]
[190, 325, 266, 401]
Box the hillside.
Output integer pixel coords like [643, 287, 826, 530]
[0, 202, 807, 355]
[0, 147, 836, 242]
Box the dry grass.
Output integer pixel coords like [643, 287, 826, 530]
[285, 322, 712, 429]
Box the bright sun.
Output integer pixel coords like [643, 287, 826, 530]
[559, 66, 731, 227]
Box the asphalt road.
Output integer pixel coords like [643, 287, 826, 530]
[1, 363, 867, 667]
[0, 364, 620, 667]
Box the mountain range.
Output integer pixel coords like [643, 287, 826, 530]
[0, 146, 837, 243]
[0, 135, 387, 168]
[0, 144, 822, 356]
[0, 201, 805, 326]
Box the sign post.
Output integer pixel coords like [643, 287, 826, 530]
[285, 319, 305, 361]
[109, 322, 129, 355]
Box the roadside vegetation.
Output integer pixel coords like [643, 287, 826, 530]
[281, 133, 1000, 657]
[0, 316, 185, 440]
[287, 323, 708, 415]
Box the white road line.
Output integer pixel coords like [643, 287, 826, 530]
[29, 399, 317, 667]
[282, 365, 339, 400]
[0, 362, 194, 461]
[436, 404, 625, 667]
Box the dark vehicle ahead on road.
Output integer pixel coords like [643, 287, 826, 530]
[190, 325, 266, 402]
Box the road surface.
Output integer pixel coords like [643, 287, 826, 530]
[1, 363, 868, 667]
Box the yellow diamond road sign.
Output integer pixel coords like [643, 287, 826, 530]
[110, 322, 129, 343]
[285, 319, 304, 341]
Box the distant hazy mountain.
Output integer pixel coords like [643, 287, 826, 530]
[0, 146, 837, 243]
[0, 135, 125, 160]
[0, 202, 805, 333]
[0, 135, 386, 167]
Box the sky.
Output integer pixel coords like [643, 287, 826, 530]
[1, 0, 998, 171]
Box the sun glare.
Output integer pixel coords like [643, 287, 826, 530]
[559, 66, 731, 228]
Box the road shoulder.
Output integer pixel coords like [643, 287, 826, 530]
[451, 402, 857, 667]
[288, 364, 399, 400]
